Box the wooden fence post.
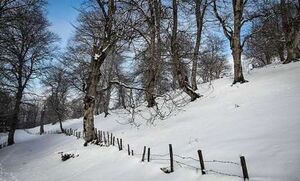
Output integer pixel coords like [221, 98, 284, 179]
[103, 132, 107, 145]
[110, 133, 113, 144]
[107, 132, 110, 145]
[169, 144, 174, 173]
[127, 144, 130, 155]
[197, 150, 206, 175]
[240, 156, 249, 180]
[147, 147, 151, 162]
[112, 136, 115, 146]
[100, 131, 102, 142]
[131, 150, 134, 156]
[141, 146, 146, 162]
[120, 139, 123, 150]
[117, 138, 120, 150]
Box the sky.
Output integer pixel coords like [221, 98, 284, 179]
[46, 0, 84, 49]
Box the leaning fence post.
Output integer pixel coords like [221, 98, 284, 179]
[127, 144, 130, 155]
[147, 147, 151, 162]
[197, 150, 206, 175]
[117, 138, 120, 150]
[169, 144, 174, 173]
[240, 156, 249, 180]
[141, 146, 146, 162]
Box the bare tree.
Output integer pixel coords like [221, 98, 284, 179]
[42, 67, 71, 133]
[213, 0, 265, 84]
[191, 0, 209, 90]
[0, 0, 57, 145]
[171, 0, 201, 101]
[280, 0, 300, 63]
[199, 35, 230, 82]
[80, 0, 117, 144]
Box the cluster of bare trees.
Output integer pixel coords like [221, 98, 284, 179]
[0, 0, 58, 145]
[0, 0, 299, 146]
[245, 0, 300, 66]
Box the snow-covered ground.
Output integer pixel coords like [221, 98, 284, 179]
[1, 62, 300, 181]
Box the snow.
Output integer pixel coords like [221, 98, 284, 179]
[1, 62, 300, 181]
[94, 53, 100, 60]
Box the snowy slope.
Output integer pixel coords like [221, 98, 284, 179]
[1, 62, 300, 181]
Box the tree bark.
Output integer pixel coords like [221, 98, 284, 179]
[145, 0, 158, 107]
[39, 105, 45, 135]
[191, 0, 207, 90]
[213, 0, 246, 84]
[83, 0, 115, 145]
[281, 0, 300, 64]
[171, 0, 200, 101]
[8, 88, 22, 145]
[232, 0, 246, 84]
[83, 55, 102, 143]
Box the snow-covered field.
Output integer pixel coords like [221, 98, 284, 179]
[1, 62, 300, 181]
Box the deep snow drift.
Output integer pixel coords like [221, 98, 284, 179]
[1, 62, 300, 181]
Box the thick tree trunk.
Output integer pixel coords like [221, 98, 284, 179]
[172, 0, 200, 101]
[83, 0, 115, 145]
[284, 26, 300, 63]
[145, 72, 156, 107]
[231, 0, 246, 84]
[145, 0, 158, 108]
[8, 89, 22, 145]
[232, 48, 245, 84]
[83, 58, 101, 144]
[118, 87, 126, 109]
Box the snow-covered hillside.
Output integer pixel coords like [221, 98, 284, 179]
[1, 62, 300, 181]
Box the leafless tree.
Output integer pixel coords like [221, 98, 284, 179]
[213, 0, 266, 84]
[0, 0, 58, 145]
[42, 66, 71, 132]
[280, 0, 300, 63]
[171, 0, 201, 101]
[199, 35, 230, 82]
[191, 0, 209, 90]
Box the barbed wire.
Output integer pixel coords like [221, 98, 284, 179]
[205, 169, 243, 178]
[26, 128, 244, 179]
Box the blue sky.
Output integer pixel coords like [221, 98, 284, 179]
[47, 0, 84, 49]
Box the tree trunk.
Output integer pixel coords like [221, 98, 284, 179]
[284, 25, 300, 63]
[232, 0, 246, 84]
[8, 89, 22, 145]
[39, 105, 45, 135]
[172, 0, 200, 101]
[83, 0, 115, 145]
[104, 87, 111, 117]
[145, 0, 158, 108]
[83, 57, 101, 144]
[58, 118, 64, 133]
[192, 0, 207, 90]
[281, 0, 300, 64]
[277, 45, 285, 62]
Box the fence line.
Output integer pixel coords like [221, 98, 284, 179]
[1, 128, 250, 180]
